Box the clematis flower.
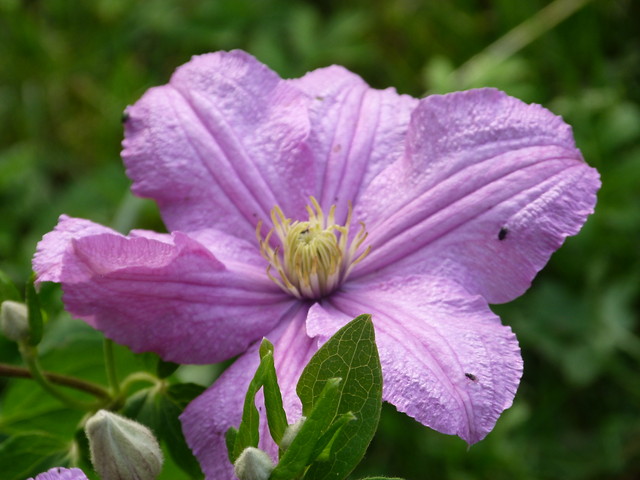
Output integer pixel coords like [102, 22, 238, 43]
[33, 50, 600, 479]
[27, 467, 88, 480]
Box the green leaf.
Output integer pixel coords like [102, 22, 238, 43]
[165, 382, 206, 408]
[24, 275, 43, 346]
[157, 358, 180, 379]
[231, 353, 267, 463]
[259, 339, 288, 445]
[225, 427, 238, 464]
[0, 269, 21, 303]
[0, 328, 137, 439]
[308, 411, 356, 463]
[297, 314, 382, 480]
[122, 383, 205, 479]
[159, 390, 204, 478]
[228, 338, 291, 464]
[122, 387, 162, 431]
[0, 431, 73, 480]
[270, 378, 345, 480]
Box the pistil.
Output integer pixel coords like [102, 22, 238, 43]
[257, 197, 370, 299]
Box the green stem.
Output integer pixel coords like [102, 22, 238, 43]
[0, 362, 111, 400]
[103, 338, 120, 396]
[451, 0, 592, 88]
[120, 371, 162, 395]
[18, 343, 104, 410]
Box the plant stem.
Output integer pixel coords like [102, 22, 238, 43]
[120, 371, 161, 394]
[103, 338, 120, 396]
[451, 0, 592, 88]
[17, 344, 105, 410]
[0, 362, 111, 399]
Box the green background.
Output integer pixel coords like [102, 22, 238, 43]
[1, 0, 639, 478]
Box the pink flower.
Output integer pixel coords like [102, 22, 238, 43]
[34, 50, 600, 479]
[28, 467, 88, 480]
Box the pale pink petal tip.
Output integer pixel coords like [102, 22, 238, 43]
[33, 215, 116, 284]
[28, 467, 88, 480]
[33, 216, 293, 364]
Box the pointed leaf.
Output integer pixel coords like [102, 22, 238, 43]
[297, 314, 382, 480]
[231, 350, 267, 462]
[166, 382, 206, 409]
[159, 391, 205, 478]
[259, 338, 288, 445]
[309, 411, 356, 462]
[270, 378, 343, 480]
[225, 427, 238, 464]
[157, 358, 180, 379]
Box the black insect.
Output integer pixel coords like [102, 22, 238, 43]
[465, 373, 477, 382]
[498, 227, 508, 241]
[121, 111, 130, 123]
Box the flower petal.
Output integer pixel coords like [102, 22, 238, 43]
[33, 216, 294, 364]
[122, 50, 313, 238]
[354, 88, 600, 303]
[290, 66, 418, 223]
[28, 467, 88, 480]
[33, 215, 114, 283]
[181, 306, 315, 479]
[308, 274, 522, 444]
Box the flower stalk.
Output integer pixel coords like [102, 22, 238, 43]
[103, 338, 120, 397]
[17, 342, 104, 411]
[0, 362, 111, 400]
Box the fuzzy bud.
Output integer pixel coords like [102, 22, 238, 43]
[85, 410, 163, 480]
[1, 300, 29, 342]
[233, 447, 274, 480]
[280, 416, 306, 451]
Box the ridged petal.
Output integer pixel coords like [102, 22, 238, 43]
[354, 89, 600, 303]
[290, 67, 418, 223]
[33, 216, 294, 364]
[29, 468, 88, 480]
[307, 274, 522, 444]
[122, 50, 313, 238]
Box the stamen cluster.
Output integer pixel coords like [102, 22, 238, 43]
[257, 197, 370, 299]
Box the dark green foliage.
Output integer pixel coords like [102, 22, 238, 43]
[0, 432, 74, 480]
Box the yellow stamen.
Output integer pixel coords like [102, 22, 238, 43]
[257, 197, 370, 299]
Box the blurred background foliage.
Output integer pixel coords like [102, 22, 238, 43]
[1, 0, 639, 478]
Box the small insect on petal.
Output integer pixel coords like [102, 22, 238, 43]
[498, 227, 508, 241]
[465, 373, 477, 382]
[121, 111, 130, 123]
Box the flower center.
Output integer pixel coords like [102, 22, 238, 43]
[257, 197, 370, 299]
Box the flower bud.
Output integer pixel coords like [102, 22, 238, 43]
[233, 447, 274, 480]
[85, 410, 163, 480]
[1, 300, 29, 342]
[280, 416, 306, 451]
